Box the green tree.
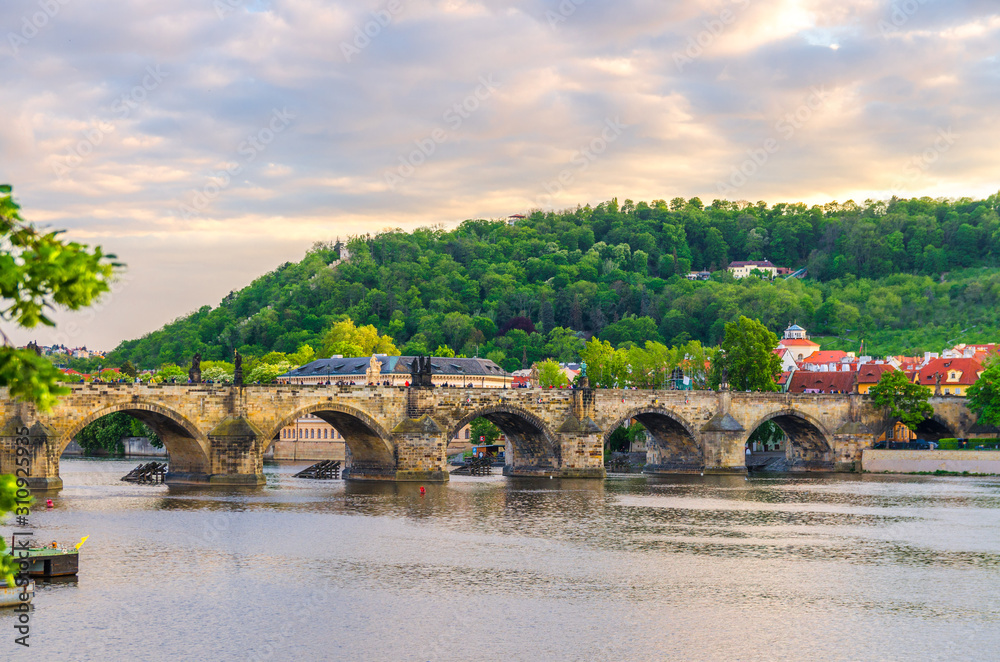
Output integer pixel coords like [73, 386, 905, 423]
[201, 361, 234, 382]
[470, 417, 500, 445]
[76, 412, 162, 455]
[320, 318, 398, 358]
[579, 337, 627, 388]
[869, 369, 933, 437]
[967, 359, 1000, 437]
[155, 363, 186, 381]
[709, 316, 782, 391]
[607, 423, 646, 453]
[598, 315, 663, 347]
[747, 420, 785, 449]
[537, 359, 568, 388]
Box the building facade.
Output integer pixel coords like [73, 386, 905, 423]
[728, 260, 778, 278]
[271, 413, 478, 461]
[278, 355, 509, 388]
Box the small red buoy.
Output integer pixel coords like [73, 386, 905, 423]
[46, 499, 54, 509]
[419, 486, 425, 495]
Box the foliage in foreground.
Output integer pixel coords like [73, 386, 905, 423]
[1, 186, 117, 409]
[1, 185, 114, 582]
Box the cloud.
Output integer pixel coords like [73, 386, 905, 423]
[1, 0, 998, 349]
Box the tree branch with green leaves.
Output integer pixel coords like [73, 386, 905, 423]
[1, 185, 119, 409]
[967, 357, 1000, 438]
[868, 369, 933, 439]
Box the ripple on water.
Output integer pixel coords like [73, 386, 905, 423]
[4, 458, 999, 661]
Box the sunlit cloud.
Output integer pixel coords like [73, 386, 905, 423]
[1, 0, 998, 348]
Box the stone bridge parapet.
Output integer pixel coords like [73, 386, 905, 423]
[0, 384, 985, 489]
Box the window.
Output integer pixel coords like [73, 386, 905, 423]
[465, 428, 470, 439]
[298, 429, 303, 439]
[323, 429, 328, 439]
[944, 388, 950, 395]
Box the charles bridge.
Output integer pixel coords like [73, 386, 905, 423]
[0, 383, 983, 489]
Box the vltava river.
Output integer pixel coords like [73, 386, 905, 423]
[5, 459, 1000, 661]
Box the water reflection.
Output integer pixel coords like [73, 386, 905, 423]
[6, 458, 1000, 660]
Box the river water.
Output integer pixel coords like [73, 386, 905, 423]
[4, 458, 1000, 661]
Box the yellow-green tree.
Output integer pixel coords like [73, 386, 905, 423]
[537, 359, 568, 388]
[320, 319, 398, 358]
[579, 337, 628, 388]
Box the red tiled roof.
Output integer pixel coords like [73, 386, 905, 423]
[801, 350, 850, 364]
[857, 364, 896, 383]
[916, 358, 984, 386]
[892, 355, 922, 369]
[787, 371, 856, 394]
[779, 338, 820, 347]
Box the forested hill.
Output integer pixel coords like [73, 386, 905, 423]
[109, 195, 1000, 371]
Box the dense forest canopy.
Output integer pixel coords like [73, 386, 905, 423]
[106, 194, 1000, 372]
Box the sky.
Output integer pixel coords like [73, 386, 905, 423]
[2, 0, 998, 350]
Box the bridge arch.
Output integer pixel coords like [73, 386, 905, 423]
[603, 407, 702, 473]
[449, 404, 561, 473]
[62, 402, 211, 476]
[266, 403, 396, 478]
[913, 414, 955, 441]
[745, 409, 833, 471]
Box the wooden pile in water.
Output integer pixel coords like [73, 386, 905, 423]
[606, 456, 636, 473]
[121, 462, 167, 484]
[294, 460, 341, 479]
[451, 455, 494, 476]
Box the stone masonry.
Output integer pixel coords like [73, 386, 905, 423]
[0, 384, 984, 489]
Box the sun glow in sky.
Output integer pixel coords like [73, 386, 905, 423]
[2, 0, 998, 348]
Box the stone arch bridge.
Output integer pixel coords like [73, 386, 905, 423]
[0, 384, 981, 489]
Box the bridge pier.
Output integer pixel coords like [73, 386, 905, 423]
[830, 422, 875, 472]
[694, 398, 748, 475]
[0, 417, 64, 490]
[390, 416, 450, 483]
[201, 416, 266, 486]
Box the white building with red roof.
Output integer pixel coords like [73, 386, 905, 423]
[777, 323, 820, 362]
[800, 350, 859, 372]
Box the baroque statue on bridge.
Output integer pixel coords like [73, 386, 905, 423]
[189, 352, 202, 384]
[409, 355, 433, 388]
[234, 350, 244, 386]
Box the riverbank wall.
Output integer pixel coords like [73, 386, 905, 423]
[863, 449, 1000, 475]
